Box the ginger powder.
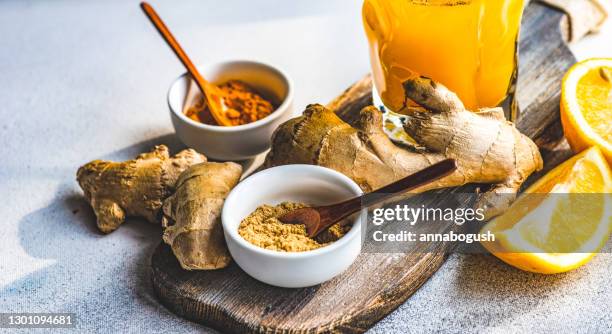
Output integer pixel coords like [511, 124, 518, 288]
[238, 202, 350, 252]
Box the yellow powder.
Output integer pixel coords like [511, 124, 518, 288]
[238, 202, 351, 252]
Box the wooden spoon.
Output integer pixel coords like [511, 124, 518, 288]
[140, 2, 232, 126]
[279, 159, 457, 237]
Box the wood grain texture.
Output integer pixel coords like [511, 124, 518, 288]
[151, 3, 577, 333]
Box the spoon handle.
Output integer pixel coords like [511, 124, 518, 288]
[323, 159, 457, 224]
[365, 159, 456, 206]
[140, 2, 229, 126]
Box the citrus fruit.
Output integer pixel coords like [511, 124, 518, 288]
[560, 58, 612, 164]
[481, 147, 612, 274]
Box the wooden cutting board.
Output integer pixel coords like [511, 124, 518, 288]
[151, 2, 578, 333]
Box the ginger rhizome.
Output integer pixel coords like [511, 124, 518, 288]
[76, 145, 206, 233]
[77, 146, 242, 270]
[263, 76, 543, 216]
[162, 162, 242, 270]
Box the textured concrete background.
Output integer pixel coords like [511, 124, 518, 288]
[1, 0, 610, 333]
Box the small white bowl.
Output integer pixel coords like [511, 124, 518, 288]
[222, 165, 365, 288]
[167, 60, 294, 161]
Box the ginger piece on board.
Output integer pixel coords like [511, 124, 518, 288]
[263, 76, 543, 218]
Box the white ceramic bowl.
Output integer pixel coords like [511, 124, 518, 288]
[222, 165, 365, 288]
[167, 60, 294, 161]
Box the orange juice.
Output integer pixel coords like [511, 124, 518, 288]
[363, 0, 525, 114]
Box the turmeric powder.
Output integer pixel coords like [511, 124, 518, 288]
[186, 80, 275, 126]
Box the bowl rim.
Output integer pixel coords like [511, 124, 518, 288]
[222, 164, 364, 259]
[167, 59, 294, 133]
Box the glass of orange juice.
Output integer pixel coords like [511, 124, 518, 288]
[363, 0, 526, 122]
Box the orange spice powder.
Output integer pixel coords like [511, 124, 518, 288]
[185, 80, 275, 126]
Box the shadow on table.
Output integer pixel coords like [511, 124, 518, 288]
[453, 253, 578, 297]
[97, 133, 185, 161]
[3, 134, 218, 332]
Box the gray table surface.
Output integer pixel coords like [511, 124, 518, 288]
[1, 1, 610, 333]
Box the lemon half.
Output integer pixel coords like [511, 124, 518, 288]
[561, 58, 612, 164]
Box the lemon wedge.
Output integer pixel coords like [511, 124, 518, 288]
[561, 58, 612, 164]
[481, 147, 612, 274]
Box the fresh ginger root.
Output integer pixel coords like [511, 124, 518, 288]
[263, 76, 543, 217]
[76, 145, 206, 233]
[162, 162, 242, 270]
